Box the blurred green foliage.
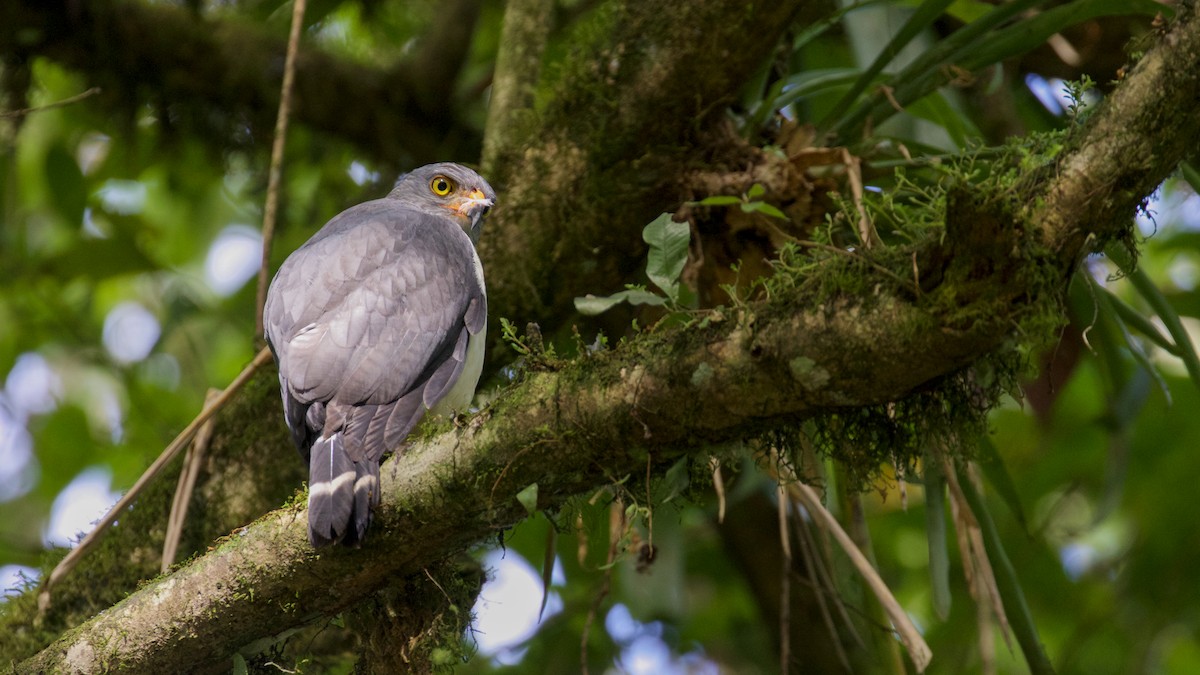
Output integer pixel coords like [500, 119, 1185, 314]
[0, 23, 392, 572]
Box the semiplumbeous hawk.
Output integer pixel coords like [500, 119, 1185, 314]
[264, 162, 493, 547]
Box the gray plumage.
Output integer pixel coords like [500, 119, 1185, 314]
[264, 162, 494, 547]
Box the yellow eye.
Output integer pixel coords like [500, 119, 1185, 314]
[430, 175, 454, 196]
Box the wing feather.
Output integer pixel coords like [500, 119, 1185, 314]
[264, 197, 484, 448]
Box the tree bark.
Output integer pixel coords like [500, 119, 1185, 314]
[478, 0, 808, 349]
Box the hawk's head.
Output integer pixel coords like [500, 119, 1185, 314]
[388, 163, 495, 243]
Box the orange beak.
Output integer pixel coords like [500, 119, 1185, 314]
[454, 187, 494, 220]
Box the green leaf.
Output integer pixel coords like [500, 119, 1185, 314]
[574, 289, 668, 316]
[956, 462, 1056, 675]
[790, 0, 892, 52]
[833, 0, 1159, 139]
[498, 316, 520, 344]
[945, 0, 996, 23]
[1108, 244, 1200, 395]
[1078, 283, 1129, 394]
[834, 0, 1041, 138]
[746, 183, 766, 199]
[516, 483, 539, 516]
[30, 406, 101, 500]
[642, 213, 690, 301]
[656, 457, 691, 504]
[767, 68, 867, 117]
[923, 454, 951, 621]
[1110, 366, 1153, 437]
[747, 66, 869, 133]
[976, 437, 1028, 532]
[1181, 160, 1200, 195]
[817, 0, 958, 131]
[695, 195, 742, 206]
[44, 143, 87, 227]
[1096, 368, 1150, 523]
[741, 201, 788, 220]
[1088, 272, 1173, 404]
[960, 0, 1165, 73]
[905, 90, 983, 149]
[43, 235, 158, 280]
[1101, 285, 1180, 356]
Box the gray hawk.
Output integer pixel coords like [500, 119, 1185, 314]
[264, 162, 494, 547]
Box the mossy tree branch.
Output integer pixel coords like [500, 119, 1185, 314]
[1029, 7, 1200, 262]
[15, 276, 1004, 673]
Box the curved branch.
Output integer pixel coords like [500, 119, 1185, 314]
[20, 277, 993, 672]
[0, 0, 481, 165]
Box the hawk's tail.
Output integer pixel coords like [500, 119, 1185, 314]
[307, 433, 379, 547]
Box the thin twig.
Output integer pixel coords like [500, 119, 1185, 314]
[255, 0, 308, 338]
[977, 583, 997, 675]
[839, 486, 909, 675]
[943, 457, 1013, 649]
[575, 511, 588, 566]
[581, 498, 623, 675]
[840, 148, 880, 248]
[37, 347, 274, 616]
[892, 442, 908, 512]
[0, 87, 101, 119]
[708, 456, 726, 524]
[645, 453, 653, 551]
[777, 479, 792, 674]
[792, 505, 860, 667]
[794, 239, 919, 294]
[779, 447, 864, 658]
[911, 251, 921, 298]
[538, 513, 556, 621]
[789, 481, 933, 672]
[162, 387, 221, 571]
[423, 568, 453, 604]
